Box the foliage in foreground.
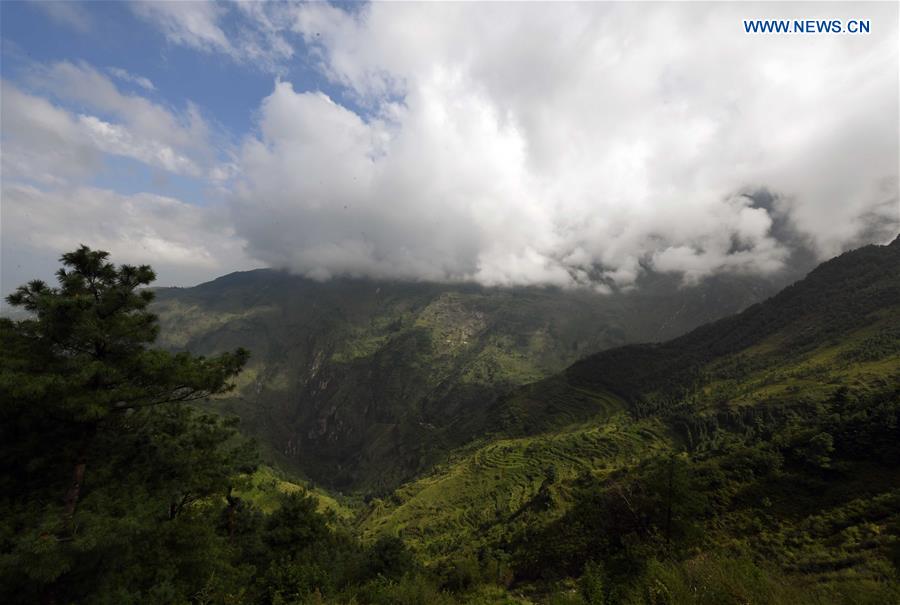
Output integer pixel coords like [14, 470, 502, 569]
[2, 241, 899, 604]
[0, 247, 438, 604]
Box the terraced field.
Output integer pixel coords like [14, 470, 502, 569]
[698, 314, 900, 411]
[236, 466, 356, 521]
[355, 240, 900, 588]
[358, 404, 673, 560]
[152, 266, 788, 491]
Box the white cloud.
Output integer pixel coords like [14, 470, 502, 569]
[0, 82, 100, 185]
[77, 115, 202, 176]
[1, 72, 251, 296]
[26, 61, 210, 156]
[1, 79, 205, 180]
[7, 61, 232, 180]
[6, 3, 898, 293]
[29, 0, 92, 33]
[1, 183, 256, 295]
[1, 67, 245, 296]
[107, 67, 156, 91]
[131, 0, 230, 54]
[228, 2, 897, 287]
[131, 0, 294, 72]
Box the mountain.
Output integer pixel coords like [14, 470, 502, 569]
[358, 237, 900, 601]
[6, 239, 896, 604]
[152, 268, 796, 491]
[503, 234, 900, 433]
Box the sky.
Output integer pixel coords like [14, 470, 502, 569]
[1, 1, 898, 301]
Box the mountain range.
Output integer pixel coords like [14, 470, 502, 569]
[153, 266, 801, 491]
[361, 237, 899, 557]
[150, 236, 900, 602]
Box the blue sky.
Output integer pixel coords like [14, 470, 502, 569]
[2, 1, 332, 205]
[1, 1, 897, 300]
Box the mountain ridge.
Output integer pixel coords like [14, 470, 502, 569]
[152, 265, 803, 491]
[355, 236, 899, 603]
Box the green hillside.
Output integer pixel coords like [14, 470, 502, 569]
[359, 237, 900, 603]
[3, 240, 897, 605]
[152, 269, 790, 491]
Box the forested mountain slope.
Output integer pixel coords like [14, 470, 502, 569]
[495, 235, 900, 434]
[152, 269, 792, 491]
[359, 237, 900, 603]
[3, 240, 896, 605]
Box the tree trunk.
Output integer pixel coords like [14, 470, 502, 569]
[169, 494, 191, 520]
[45, 426, 96, 605]
[62, 424, 96, 533]
[225, 486, 238, 540]
[62, 462, 86, 520]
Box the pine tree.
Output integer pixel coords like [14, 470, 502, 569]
[0, 246, 254, 603]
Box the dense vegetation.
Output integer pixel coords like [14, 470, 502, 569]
[359, 237, 900, 603]
[0, 247, 460, 604]
[1, 238, 897, 604]
[151, 265, 792, 491]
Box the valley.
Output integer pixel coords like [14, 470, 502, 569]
[149, 238, 900, 603]
[152, 269, 796, 491]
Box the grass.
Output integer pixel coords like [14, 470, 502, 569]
[694, 314, 900, 412]
[358, 410, 672, 561]
[355, 286, 900, 600]
[236, 466, 355, 521]
[150, 241, 900, 602]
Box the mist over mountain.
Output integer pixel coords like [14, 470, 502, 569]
[358, 236, 900, 600]
[2, 1, 898, 602]
[2, 3, 897, 298]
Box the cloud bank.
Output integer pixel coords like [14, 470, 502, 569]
[2, 184, 253, 294]
[131, 0, 295, 73]
[1, 67, 250, 295]
[230, 2, 898, 288]
[3, 2, 898, 297]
